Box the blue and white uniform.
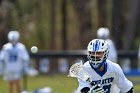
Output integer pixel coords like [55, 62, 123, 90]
[76, 60, 133, 93]
[0, 42, 29, 81]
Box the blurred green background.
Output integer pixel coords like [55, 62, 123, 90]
[0, 0, 139, 50]
[0, 0, 140, 93]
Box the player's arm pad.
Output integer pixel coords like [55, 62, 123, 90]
[80, 87, 90, 93]
[126, 87, 134, 93]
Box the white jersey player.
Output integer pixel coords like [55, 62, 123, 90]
[76, 39, 134, 93]
[97, 27, 117, 63]
[0, 31, 30, 93]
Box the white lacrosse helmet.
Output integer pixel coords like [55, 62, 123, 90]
[97, 27, 110, 39]
[87, 39, 109, 69]
[8, 31, 20, 42]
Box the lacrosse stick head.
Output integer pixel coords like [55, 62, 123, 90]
[68, 61, 91, 82]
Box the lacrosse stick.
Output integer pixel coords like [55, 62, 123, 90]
[68, 61, 94, 86]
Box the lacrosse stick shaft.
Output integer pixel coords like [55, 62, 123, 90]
[86, 78, 94, 86]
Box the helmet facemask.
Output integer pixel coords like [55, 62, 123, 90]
[87, 39, 109, 69]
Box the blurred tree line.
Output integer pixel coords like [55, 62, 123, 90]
[0, 0, 140, 51]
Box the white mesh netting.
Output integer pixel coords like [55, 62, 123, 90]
[68, 62, 90, 82]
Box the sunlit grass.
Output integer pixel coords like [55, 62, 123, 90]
[0, 75, 140, 93]
[0, 74, 78, 93]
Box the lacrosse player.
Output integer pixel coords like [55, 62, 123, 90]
[97, 27, 117, 63]
[138, 45, 140, 71]
[0, 31, 30, 93]
[76, 39, 134, 93]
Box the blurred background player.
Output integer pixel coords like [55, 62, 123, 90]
[138, 44, 140, 71]
[97, 27, 117, 63]
[97, 27, 131, 73]
[76, 39, 134, 93]
[0, 31, 30, 93]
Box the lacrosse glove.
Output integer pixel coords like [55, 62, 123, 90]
[89, 84, 104, 93]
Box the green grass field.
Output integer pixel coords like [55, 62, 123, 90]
[0, 74, 78, 93]
[0, 74, 140, 93]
